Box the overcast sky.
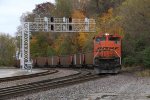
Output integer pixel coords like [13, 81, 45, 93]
[0, 0, 55, 36]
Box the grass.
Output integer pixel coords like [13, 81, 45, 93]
[122, 65, 138, 71]
[135, 69, 150, 77]
[122, 66, 150, 77]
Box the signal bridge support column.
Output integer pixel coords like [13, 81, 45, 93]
[20, 17, 96, 70]
[20, 22, 32, 70]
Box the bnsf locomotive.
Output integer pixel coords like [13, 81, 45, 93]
[15, 33, 122, 74]
[93, 33, 122, 73]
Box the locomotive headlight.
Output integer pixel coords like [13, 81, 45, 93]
[105, 33, 109, 36]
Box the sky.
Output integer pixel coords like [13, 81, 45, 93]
[0, 0, 55, 36]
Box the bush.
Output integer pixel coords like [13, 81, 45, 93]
[123, 56, 136, 66]
[143, 47, 150, 68]
[0, 34, 16, 66]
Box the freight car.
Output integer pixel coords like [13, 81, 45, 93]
[14, 33, 122, 74]
[31, 53, 93, 68]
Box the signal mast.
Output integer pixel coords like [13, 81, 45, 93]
[19, 17, 96, 70]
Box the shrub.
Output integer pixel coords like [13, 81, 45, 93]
[143, 47, 150, 68]
[123, 56, 136, 66]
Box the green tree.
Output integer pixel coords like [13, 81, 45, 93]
[30, 32, 54, 57]
[86, 0, 124, 17]
[119, 0, 150, 66]
[143, 47, 150, 68]
[55, 0, 72, 17]
[0, 34, 16, 66]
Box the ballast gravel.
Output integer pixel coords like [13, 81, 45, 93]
[0, 69, 79, 88]
[9, 72, 150, 100]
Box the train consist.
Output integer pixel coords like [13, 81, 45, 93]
[15, 33, 122, 74]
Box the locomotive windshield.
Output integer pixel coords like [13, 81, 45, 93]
[109, 37, 120, 44]
[95, 37, 106, 43]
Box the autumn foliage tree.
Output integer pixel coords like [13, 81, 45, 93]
[71, 10, 89, 52]
[33, 2, 55, 18]
[55, 0, 72, 17]
[97, 8, 124, 35]
[30, 32, 55, 57]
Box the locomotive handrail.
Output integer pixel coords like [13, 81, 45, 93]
[114, 50, 121, 65]
[93, 49, 100, 64]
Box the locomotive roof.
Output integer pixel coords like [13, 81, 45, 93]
[93, 33, 122, 39]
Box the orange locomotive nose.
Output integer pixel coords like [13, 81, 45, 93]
[94, 33, 121, 59]
[93, 33, 122, 74]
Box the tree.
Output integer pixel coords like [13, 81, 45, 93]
[96, 8, 124, 35]
[0, 34, 16, 66]
[20, 12, 34, 22]
[71, 10, 88, 52]
[33, 2, 55, 18]
[30, 32, 54, 57]
[119, 0, 150, 36]
[55, 0, 72, 17]
[143, 47, 150, 68]
[20, 2, 55, 23]
[77, 33, 87, 52]
[72, 10, 85, 18]
[119, 0, 150, 66]
[86, 0, 124, 17]
[53, 34, 65, 55]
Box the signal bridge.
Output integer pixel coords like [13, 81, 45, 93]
[19, 17, 96, 70]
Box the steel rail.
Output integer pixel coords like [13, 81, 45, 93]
[0, 69, 58, 82]
[0, 70, 101, 99]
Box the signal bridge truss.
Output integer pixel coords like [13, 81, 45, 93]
[20, 17, 96, 70]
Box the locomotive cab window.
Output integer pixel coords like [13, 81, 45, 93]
[95, 37, 106, 43]
[109, 37, 120, 44]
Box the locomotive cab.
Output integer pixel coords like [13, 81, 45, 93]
[94, 33, 122, 74]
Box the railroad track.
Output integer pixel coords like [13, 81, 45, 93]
[0, 70, 101, 100]
[0, 69, 58, 82]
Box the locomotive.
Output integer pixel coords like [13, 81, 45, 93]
[15, 33, 122, 74]
[93, 33, 122, 73]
